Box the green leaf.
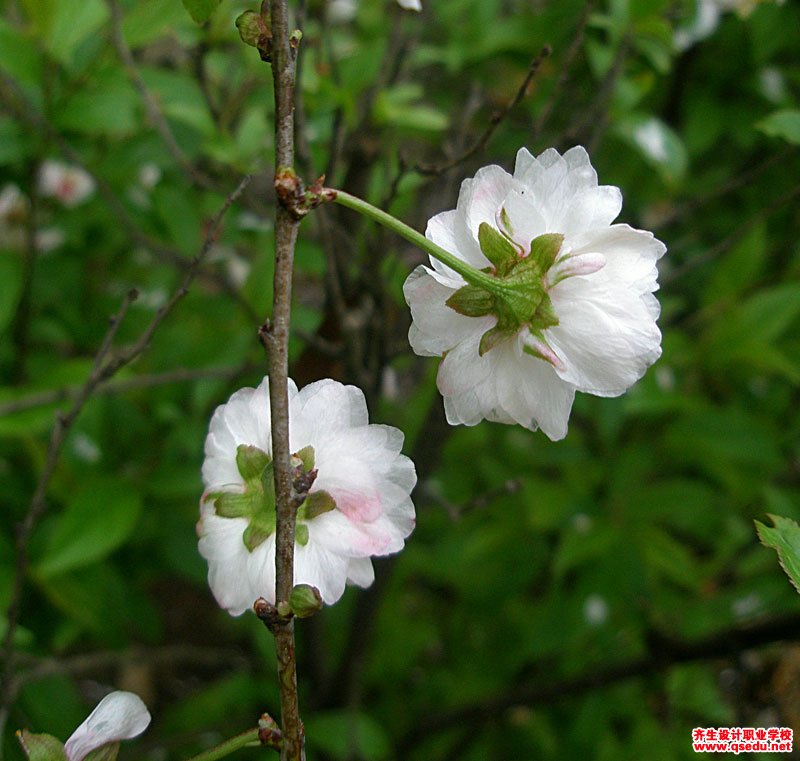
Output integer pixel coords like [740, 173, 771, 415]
[757, 109, 800, 144]
[756, 515, 800, 594]
[35, 478, 143, 578]
[17, 731, 67, 761]
[445, 284, 494, 317]
[305, 711, 391, 761]
[528, 233, 564, 273]
[477, 222, 517, 274]
[0, 254, 23, 335]
[181, 0, 222, 24]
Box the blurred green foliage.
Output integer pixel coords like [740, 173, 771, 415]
[1, 0, 799, 759]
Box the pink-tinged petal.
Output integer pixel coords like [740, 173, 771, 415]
[568, 223, 665, 294]
[547, 251, 606, 286]
[64, 692, 150, 761]
[404, 266, 479, 356]
[547, 274, 662, 395]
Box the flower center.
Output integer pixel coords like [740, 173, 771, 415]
[207, 444, 337, 551]
[444, 219, 604, 364]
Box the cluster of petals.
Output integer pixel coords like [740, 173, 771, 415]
[199, 377, 416, 614]
[38, 160, 95, 207]
[404, 146, 665, 441]
[19, 691, 150, 761]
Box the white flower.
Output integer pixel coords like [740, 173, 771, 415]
[63, 691, 151, 761]
[199, 377, 416, 614]
[39, 161, 95, 207]
[404, 146, 665, 441]
[397, 0, 422, 10]
[583, 595, 609, 626]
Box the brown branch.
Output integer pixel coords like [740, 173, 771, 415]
[397, 612, 800, 755]
[0, 174, 251, 737]
[106, 0, 215, 190]
[414, 46, 552, 177]
[0, 363, 257, 417]
[259, 1, 305, 759]
[13, 645, 249, 689]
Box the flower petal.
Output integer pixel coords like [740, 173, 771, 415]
[404, 266, 478, 356]
[64, 692, 150, 761]
[547, 273, 662, 395]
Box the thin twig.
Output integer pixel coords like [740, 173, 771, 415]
[260, 1, 306, 758]
[531, 0, 594, 144]
[0, 65, 256, 321]
[0, 174, 251, 737]
[414, 46, 552, 177]
[397, 612, 800, 754]
[0, 363, 257, 418]
[664, 183, 800, 284]
[106, 0, 215, 190]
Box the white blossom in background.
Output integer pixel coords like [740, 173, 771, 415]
[675, 0, 786, 50]
[396, 0, 422, 10]
[583, 595, 609, 627]
[19, 691, 150, 761]
[39, 160, 95, 207]
[199, 377, 416, 613]
[404, 146, 665, 440]
[329, 0, 419, 22]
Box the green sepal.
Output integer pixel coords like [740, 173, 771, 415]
[478, 222, 518, 275]
[210, 491, 261, 519]
[236, 445, 271, 483]
[299, 490, 337, 521]
[479, 323, 515, 356]
[532, 298, 559, 330]
[293, 445, 316, 473]
[243, 513, 275, 551]
[445, 284, 495, 317]
[295, 523, 309, 546]
[261, 459, 276, 497]
[528, 233, 564, 272]
[83, 743, 121, 761]
[235, 10, 268, 48]
[289, 584, 323, 618]
[16, 731, 67, 761]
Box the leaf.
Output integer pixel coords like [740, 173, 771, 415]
[35, 478, 143, 578]
[181, 0, 222, 24]
[757, 109, 800, 144]
[756, 515, 800, 594]
[304, 711, 391, 761]
[0, 254, 23, 334]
